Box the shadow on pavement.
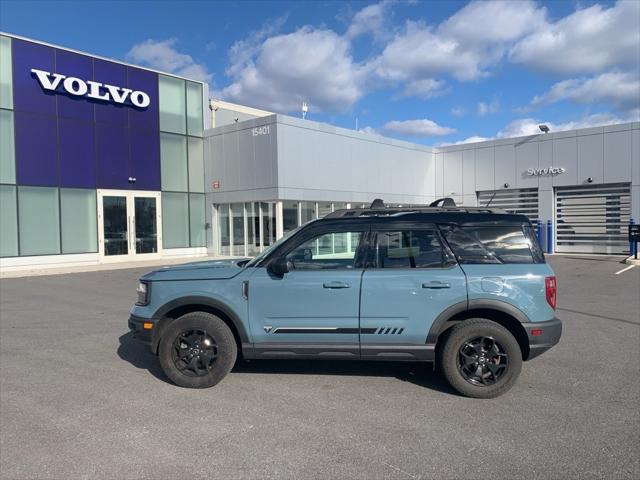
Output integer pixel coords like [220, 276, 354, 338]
[118, 331, 457, 394]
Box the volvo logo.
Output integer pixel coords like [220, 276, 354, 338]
[31, 68, 151, 108]
[526, 166, 566, 176]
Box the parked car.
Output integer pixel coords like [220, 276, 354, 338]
[129, 199, 561, 398]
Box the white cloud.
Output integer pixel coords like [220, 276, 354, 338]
[126, 39, 213, 83]
[451, 106, 465, 117]
[497, 112, 639, 138]
[374, 0, 546, 83]
[511, 0, 640, 74]
[222, 26, 367, 113]
[382, 118, 455, 137]
[358, 126, 381, 136]
[401, 78, 448, 99]
[346, 0, 395, 41]
[531, 72, 640, 112]
[438, 135, 493, 146]
[477, 99, 499, 116]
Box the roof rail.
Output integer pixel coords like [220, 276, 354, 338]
[429, 197, 456, 207]
[324, 200, 509, 219]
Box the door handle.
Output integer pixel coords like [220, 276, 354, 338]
[422, 281, 451, 289]
[323, 281, 350, 289]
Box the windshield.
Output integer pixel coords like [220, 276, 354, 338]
[244, 223, 307, 267]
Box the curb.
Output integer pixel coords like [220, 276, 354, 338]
[625, 256, 640, 266]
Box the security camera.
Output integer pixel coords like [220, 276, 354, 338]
[504, 183, 510, 188]
[234, 117, 239, 122]
[587, 177, 593, 183]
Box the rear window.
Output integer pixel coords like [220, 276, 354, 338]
[440, 224, 544, 264]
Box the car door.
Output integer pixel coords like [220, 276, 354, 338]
[247, 224, 369, 357]
[359, 223, 468, 360]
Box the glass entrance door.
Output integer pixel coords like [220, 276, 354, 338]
[97, 190, 162, 262]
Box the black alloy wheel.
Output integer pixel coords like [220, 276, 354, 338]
[172, 329, 218, 377]
[457, 336, 508, 386]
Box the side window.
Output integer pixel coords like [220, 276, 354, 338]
[285, 231, 363, 270]
[374, 230, 453, 268]
[439, 225, 500, 264]
[466, 226, 535, 264]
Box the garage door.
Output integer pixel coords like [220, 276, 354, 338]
[477, 188, 539, 225]
[555, 183, 631, 254]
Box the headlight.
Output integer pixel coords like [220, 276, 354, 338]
[136, 282, 149, 305]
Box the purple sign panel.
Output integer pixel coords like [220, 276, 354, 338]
[12, 38, 160, 191]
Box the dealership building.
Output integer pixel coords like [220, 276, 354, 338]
[1, 33, 639, 270]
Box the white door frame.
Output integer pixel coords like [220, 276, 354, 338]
[97, 189, 162, 263]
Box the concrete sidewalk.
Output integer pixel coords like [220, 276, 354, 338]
[0, 255, 236, 279]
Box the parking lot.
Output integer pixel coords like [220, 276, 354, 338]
[0, 255, 638, 479]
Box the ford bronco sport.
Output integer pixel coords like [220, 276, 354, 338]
[129, 199, 561, 398]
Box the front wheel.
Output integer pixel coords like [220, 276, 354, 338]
[158, 312, 237, 388]
[439, 319, 522, 398]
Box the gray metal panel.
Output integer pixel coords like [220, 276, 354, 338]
[475, 147, 494, 190]
[462, 149, 476, 196]
[603, 130, 633, 183]
[538, 140, 554, 191]
[515, 140, 539, 189]
[577, 134, 604, 184]
[443, 150, 463, 196]
[435, 153, 444, 197]
[494, 144, 516, 189]
[552, 137, 578, 186]
[632, 128, 640, 187]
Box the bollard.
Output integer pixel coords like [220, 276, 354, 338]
[631, 218, 637, 257]
[546, 219, 553, 254]
[537, 221, 543, 247]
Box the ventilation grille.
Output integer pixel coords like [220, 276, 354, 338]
[375, 327, 404, 335]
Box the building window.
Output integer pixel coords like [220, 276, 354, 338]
[300, 201, 316, 224]
[0, 109, 15, 184]
[186, 81, 203, 137]
[60, 188, 97, 254]
[18, 186, 60, 256]
[0, 185, 18, 257]
[187, 137, 204, 193]
[159, 75, 186, 135]
[231, 203, 244, 256]
[282, 201, 299, 233]
[162, 192, 189, 248]
[219, 204, 230, 255]
[0, 35, 12, 110]
[189, 193, 206, 247]
[160, 133, 188, 192]
[261, 202, 276, 249]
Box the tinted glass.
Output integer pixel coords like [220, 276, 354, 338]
[0, 35, 13, 110]
[162, 192, 189, 248]
[186, 81, 203, 137]
[160, 133, 188, 192]
[375, 230, 451, 268]
[467, 226, 535, 264]
[282, 201, 298, 233]
[439, 225, 499, 264]
[134, 197, 158, 254]
[61, 188, 97, 254]
[189, 193, 205, 247]
[286, 231, 363, 270]
[159, 75, 186, 134]
[18, 186, 60, 256]
[102, 195, 128, 256]
[0, 109, 15, 184]
[523, 225, 545, 263]
[0, 185, 18, 257]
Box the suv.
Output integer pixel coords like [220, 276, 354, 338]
[129, 200, 561, 398]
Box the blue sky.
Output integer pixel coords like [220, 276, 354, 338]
[1, 0, 638, 145]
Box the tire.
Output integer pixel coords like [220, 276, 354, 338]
[158, 312, 237, 388]
[439, 319, 522, 399]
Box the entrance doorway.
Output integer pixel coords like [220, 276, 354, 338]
[97, 190, 162, 262]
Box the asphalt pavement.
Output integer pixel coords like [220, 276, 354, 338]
[0, 255, 638, 479]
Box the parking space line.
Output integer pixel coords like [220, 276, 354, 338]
[615, 265, 636, 275]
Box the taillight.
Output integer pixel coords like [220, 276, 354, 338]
[545, 276, 557, 310]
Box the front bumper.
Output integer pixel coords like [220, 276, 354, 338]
[128, 314, 158, 347]
[523, 317, 562, 360]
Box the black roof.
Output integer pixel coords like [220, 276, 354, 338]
[321, 205, 531, 226]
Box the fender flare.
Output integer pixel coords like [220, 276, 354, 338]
[426, 299, 530, 345]
[152, 296, 250, 350]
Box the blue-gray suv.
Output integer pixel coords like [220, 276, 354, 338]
[129, 200, 562, 398]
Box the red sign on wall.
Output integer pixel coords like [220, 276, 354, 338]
[212, 180, 220, 189]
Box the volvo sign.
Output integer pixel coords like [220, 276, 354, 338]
[527, 166, 566, 176]
[31, 68, 151, 108]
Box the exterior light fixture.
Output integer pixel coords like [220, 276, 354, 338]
[504, 183, 510, 188]
[587, 177, 594, 183]
[539, 124, 550, 133]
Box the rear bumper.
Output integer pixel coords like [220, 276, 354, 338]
[128, 314, 157, 347]
[523, 317, 562, 360]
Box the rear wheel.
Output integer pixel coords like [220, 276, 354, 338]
[158, 312, 237, 388]
[439, 319, 522, 398]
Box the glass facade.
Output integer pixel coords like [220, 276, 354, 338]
[0, 34, 206, 261]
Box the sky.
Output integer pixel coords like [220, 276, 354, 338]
[1, 0, 639, 146]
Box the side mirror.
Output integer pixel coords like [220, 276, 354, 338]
[269, 256, 292, 276]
